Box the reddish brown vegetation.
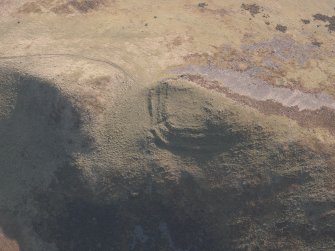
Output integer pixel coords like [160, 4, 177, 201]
[182, 74, 335, 135]
[18, 0, 108, 14]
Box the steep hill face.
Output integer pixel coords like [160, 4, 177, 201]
[145, 80, 334, 250]
[0, 68, 93, 250]
[0, 65, 334, 250]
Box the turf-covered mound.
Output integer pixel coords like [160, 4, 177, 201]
[149, 81, 247, 153]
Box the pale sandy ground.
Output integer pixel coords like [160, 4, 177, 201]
[0, 0, 334, 88]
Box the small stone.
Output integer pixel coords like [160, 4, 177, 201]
[198, 2, 208, 8]
[276, 24, 287, 32]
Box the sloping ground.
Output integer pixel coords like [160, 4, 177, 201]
[146, 80, 335, 250]
[0, 68, 92, 250]
[0, 56, 141, 250]
[1, 63, 334, 250]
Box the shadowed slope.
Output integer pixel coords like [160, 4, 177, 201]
[0, 69, 92, 250]
[0, 69, 334, 251]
